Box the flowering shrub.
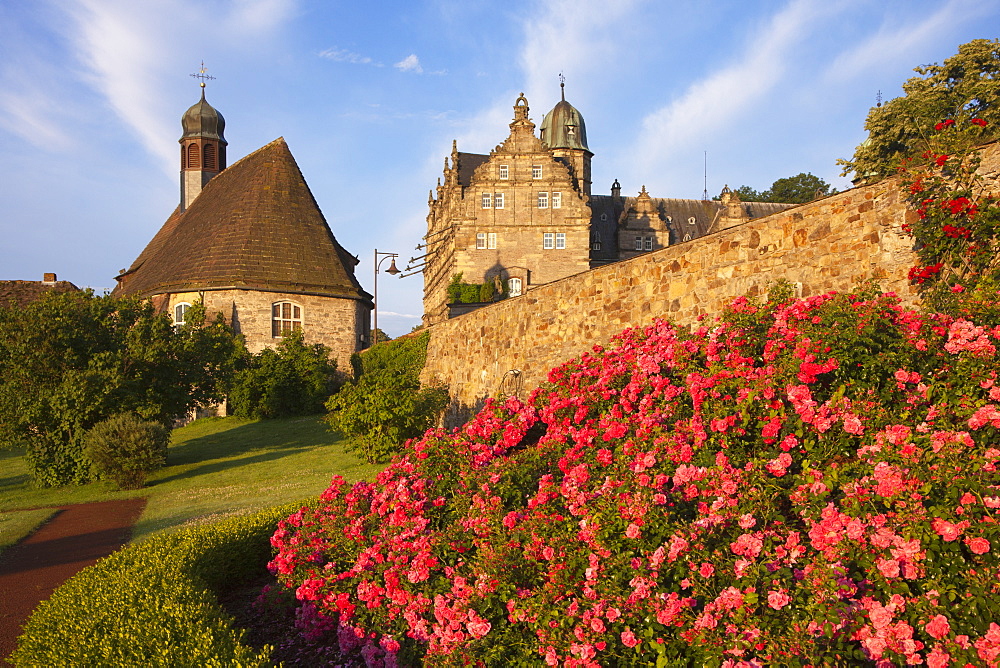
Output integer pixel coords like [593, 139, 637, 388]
[901, 116, 1000, 317]
[271, 288, 1000, 667]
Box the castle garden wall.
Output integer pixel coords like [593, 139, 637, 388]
[422, 175, 923, 412]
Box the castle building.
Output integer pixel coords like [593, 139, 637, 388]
[112, 85, 372, 370]
[422, 86, 792, 325]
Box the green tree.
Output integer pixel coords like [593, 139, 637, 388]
[0, 292, 242, 486]
[839, 38, 1000, 182]
[762, 172, 836, 204]
[228, 330, 340, 419]
[325, 332, 447, 463]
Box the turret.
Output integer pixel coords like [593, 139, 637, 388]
[179, 83, 227, 211]
[540, 79, 592, 195]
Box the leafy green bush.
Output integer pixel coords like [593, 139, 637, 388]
[83, 413, 169, 490]
[228, 331, 340, 419]
[326, 332, 448, 463]
[446, 272, 501, 304]
[11, 502, 300, 667]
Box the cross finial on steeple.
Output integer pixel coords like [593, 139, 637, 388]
[190, 61, 216, 89]
[559, 72, 565, 101]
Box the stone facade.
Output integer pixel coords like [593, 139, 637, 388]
[162, 290, 367, 371]
[421, 167, 935, 413]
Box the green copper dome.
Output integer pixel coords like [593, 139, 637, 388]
[181, 89, 227, 143]
[540, 94, 589, 152]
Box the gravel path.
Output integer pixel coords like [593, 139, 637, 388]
[0, 498, 146, 665]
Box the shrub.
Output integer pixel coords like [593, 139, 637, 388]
[83, 413, 169, 490]
[11, 502, 300, 666]
[228, 330, 340, 419]
[326, 332, 448, 463]
[272, 289, 1000, 666]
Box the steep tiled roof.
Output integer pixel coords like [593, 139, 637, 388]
[457, 152, 489, 188]
[0, 279, 80, 307]
[113, 138, 370, 302]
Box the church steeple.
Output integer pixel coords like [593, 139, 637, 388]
[179, 64, 227, 211]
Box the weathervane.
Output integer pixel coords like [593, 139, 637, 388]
[559, 72, 565, 101]
[190, 61, 216, 88]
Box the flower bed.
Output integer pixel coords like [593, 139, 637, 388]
[271, 287, 1000, 667]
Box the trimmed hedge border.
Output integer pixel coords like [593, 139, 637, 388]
[12, 502, 303, 667]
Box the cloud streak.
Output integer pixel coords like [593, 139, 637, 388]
[394, 54, 423, 73]
[319, 47, 381, 66]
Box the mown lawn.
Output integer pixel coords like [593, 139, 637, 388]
[0, 415, 383, 550]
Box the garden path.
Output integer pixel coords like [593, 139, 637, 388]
[0, 498, 146, 665]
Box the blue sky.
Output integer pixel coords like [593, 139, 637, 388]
[2, 0, 998, 337]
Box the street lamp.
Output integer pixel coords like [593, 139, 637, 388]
[373, 249, 400, 346]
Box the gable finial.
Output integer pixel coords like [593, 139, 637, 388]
[190, 61, 216, 89]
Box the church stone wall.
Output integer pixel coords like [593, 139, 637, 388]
[198, 289, 366, 372]
[421, 174, 925, 411]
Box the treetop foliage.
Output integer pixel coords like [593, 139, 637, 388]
[726, 172, 836, 204]
[840, 38, 1000, 182]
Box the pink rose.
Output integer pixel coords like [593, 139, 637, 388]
[621, 629, 639, 648]
[767, 589, 791, 610]
[925, 614, 951, 640]
[965, 536, 991, 554]
[698, 562, 715, 578]
[625, 523, 642, 539]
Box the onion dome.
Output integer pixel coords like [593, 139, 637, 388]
[540, 85, 589, 152]
[181, 89, 227, 143]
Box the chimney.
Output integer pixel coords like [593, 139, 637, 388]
[42, 273, 57, 284]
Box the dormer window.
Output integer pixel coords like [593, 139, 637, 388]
[688, 216, 696, 225]
[272, 301, 302, 337]
[499, 165, 509, 179]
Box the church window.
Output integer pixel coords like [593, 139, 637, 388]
[272, 301, 302, 337]
[543, 233, 554, 249]
[556, 233, 566, 249]
[488, 232, 497, 249]
[203, 143, 216, 170]
[481, 193, 492, 208]
[173, 302, 191, 327]
[477, 233, 487, 249]
[552, 192, 562, 209]
[494, 193, 504, 209]
[532, 165, 542, 179]
[499, 164, 509, 179]
[537, 192, 549, 208]
[644, 237, 653, 251]
[635, 236, 643, 251]
[508, 277, 522, 296]
[187, 143, 200, 169]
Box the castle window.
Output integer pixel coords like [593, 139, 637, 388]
[666, 216, 672, 223]
[187, 143, 199, 169]
[494, 192, 504, 209]
[477, 233, 487, 249]
[552, 192, 562, 209]
[591, 231, 602, 251]
[635, 236, 643, 251]
[688, 216, 696, 225]
[537, 192, 549, 208]
[683, 233, 691, 242]
[508, 277, 523, 297]
[556, 233, 566, 249]
[488, 232, 497, 249]
[481, 193, 492, 208]
[173, 302, 191, 327]
[532, 165, 542, 179]
[645, 237, 653, 251]
[272, 301, 302, 337]
[203, 143, 217, 170]
[499, 164, 509, 179]
[543, 232, 555, 249]
[600, 213, 608, 221]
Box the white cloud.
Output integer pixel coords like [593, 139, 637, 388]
[823, 0, 1000, 84]
[319, 47, 380, 66]
[394, 54, 423, 74]
[627, 0, 836, 183]
[0, 62, 75, 149]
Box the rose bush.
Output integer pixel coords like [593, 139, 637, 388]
[270, 286, 1000, 667]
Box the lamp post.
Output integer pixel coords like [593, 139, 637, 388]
[373, 249, 400, 346]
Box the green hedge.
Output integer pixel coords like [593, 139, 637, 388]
[11, 502, 303, 667]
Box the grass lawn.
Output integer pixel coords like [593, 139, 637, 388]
[0, 415, 383, 548]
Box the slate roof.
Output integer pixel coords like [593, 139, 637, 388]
[113, 138, 370, 303]
[0, 279, 80, 307]
[456, 152, 490, 188]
